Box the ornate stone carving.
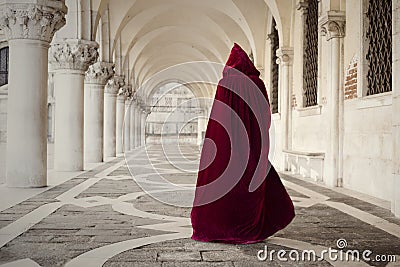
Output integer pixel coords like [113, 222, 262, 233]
[117, 87, 125, 96]
[0, 2, 67, 43]
[114, 76, 125, 89]
[105, 76, 124, 95]
[117, 83, 132, 99]
[319, 11, 345, 40]
[85, 62, 114, 85]
[276, 47, 294, 66]
[49, 39, 99, 72]
[296, 0, 309, 15]
[123, 85, 132, 100]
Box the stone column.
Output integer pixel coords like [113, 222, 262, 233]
[104, 75, 122, 159]
[276, 47, 294, 170]
[116, 90, 126, 154]
[0, 2, 67, 187]
[128, 88, 136, 150]
[136, 104, 142, 147]
[320, 12, 345, 187]
[84, 62, 114, 163]
[123, 86, 132, 152]
[141, 110, 147, 146]
[50, 39, 98, 171]
[135, 103, 141, 147]
[131, 103, 136, 148]
[197, 110, 206, 146]
[392, 0, 400, 217]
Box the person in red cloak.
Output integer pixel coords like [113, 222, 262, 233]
[190, 43, 295, 244]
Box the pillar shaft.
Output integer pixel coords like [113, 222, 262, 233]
[7, 40, 49, 187]
[328, 37, 341, 187]
[141, 111, 146, 146]
[116, 95, 125, 154]
[320, 13, 345, 187]
[50, 39, 98, 171]
[130, 103, 136, 149]
[0, 2, 67, 187]
[197, 110, 206, 146]
[84, 62, 114, 162]
[276, 48, 294, 170]
[104, 92, 117, 158]
[104, 76, 124, 159]
[136, 109, 142, 146]
[54, 71, 85, 170]
[124, 100, 131, 152]
[84, 83, 104, 162]
[135, 106, 141, 147]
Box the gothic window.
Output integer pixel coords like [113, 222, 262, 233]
[0, 47, 9, 87]
[365, 0, 392, 95]
[303, 0, 318, 107]
[270, 19, 279, 114]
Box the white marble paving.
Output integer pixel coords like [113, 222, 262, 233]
[1, 146, 399, 266]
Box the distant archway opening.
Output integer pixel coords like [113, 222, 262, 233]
[146, 82, 200, 145]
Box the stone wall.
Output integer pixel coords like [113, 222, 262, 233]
[343, 96, 393, 201]
[392, 0, 400, 216]
[0, 85, 7, 184]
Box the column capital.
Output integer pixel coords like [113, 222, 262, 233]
[0, 1, 67, 43]
[85, 62, 114, 85]
[114, 75, 125, 88]
[296, 0, 308, 15]
[117, 90, 125, 98]
[49, 39, 99, 72]
[319, 11, 346, 41]
[276, 47, 294, 66]
[123, 85, 133, 100]
[104, 76, 125, 95]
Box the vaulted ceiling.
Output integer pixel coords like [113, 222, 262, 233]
[90, 0, 281, 101]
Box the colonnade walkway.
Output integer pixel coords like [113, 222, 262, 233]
[0, 145, 399, 267]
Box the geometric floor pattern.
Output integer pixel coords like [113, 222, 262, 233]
[0, 145, 399, 266]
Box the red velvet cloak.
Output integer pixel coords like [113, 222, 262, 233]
[190, 43, 295, 244]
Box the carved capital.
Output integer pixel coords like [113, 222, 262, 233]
[117, 86, 125, 96]
[122, 85, 133, 99]
[49, 39, 99, 72]
[0, 1, 67, 43]
[296, 0, 309, 15]
[276, 47, 294, 66]
[117, 83, 133, 99]
[105, 75, 124, 94]
[123, 84, 136, 100]
[85, 62, 114, 85]
[319, 11, 345, 40]
[114, 75, 125, 89]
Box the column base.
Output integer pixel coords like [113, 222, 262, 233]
[54, 162, 84, 172]
[84, 154, 103, 164]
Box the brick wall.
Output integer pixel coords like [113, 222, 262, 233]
[345, 56, 358, 100]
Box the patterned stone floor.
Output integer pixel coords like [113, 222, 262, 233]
[0, 144, 399, 267]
